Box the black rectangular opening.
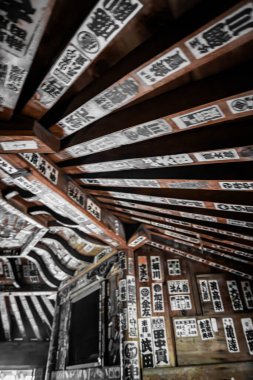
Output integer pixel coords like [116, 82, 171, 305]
[68, 288, 100, 367]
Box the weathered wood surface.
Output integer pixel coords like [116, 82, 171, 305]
[143, 362, 253, 380]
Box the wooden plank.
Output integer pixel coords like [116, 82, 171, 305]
[80, 177, 253, 191]
[62, 144, 253, 174]
[143, 357, 253, 379]
[52, 89, 253, 162]
[86, 188, 253, 217]
[173, 313, 253, 365]
[96, 197, 253, 246]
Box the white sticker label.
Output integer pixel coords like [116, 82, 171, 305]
[199, 280, 211, 302]
[1, 140, 38, 151]
[219, 181, 253, 191]
[170, 295, 192, 310]
[185, 3, 253, 59]
[241, 318, 253, 355]
[137, 47, 191, 86]
[172, 105, 224, 129]
[194, 149, 239, 162]
[86, 198, 101, 221]
[140, 287, 151, 318]
[223, 317, 240, 353]
[128, 305, 138, 338]
[227, 280, 244, 311]
[208, 280, 224, 313]
[227, 94, 253, 114]
[138, 318, 155, 368]
[167, 259, 181, 276]
[241, 281, 253, 309]
[215, 203, 253, 214]
[152, 283, 164, 313]
[124, 341, 140, 380]
[167, 280, 190, 294]
[138, 256, 149, 282]
[150, 256, 162, 281]
[151, 317, 170, 366]
[174, 318, 198, 337]
[197, 318, 214, 340]
[0, 157, 18, 174]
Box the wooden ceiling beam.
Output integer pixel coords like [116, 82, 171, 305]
[47, 1, 253, 138]
[51, 63, 253, 161]
[0, 153, 126, 248]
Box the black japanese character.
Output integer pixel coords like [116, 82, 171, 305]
[87, 8, 119, 40]
[0, 0, 35, 23]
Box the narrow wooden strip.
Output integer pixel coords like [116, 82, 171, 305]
[147, 240, 253, 280]
[54, 89, 253, 161]
[80, 177, 253, 191]
[87, 188, 253, 216]
[63, 145, 253, 174]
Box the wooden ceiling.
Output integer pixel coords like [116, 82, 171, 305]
[0, 0, 253, 292]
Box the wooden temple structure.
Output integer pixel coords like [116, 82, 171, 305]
[0, 0, 253, 379]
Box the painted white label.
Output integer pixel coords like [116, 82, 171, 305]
[129, 235, 146, 247]
[126, 275, 136, 305]
[138, 256, 149, 282]
[241, 317, 253, 355]
[223, 317, 240, 353]
[199, 279, 211, 302]
[208, 280, 224, 312]
[185, 3, 253, 58]
[86, 198, 101, 221]
[174, 318, 198, 337]
[215, 202, 253, 214]
[151, 317, 170, 366]
[227, 93, 253, 114]
[167, 280, 190, 294]
[140, 287, 152, 317]
[150, 256, 162, 281]
[172, 105, 224, 129]
[0, 157, 18, 174]
[170, 295, 192, 310]
[167, 259, 181, 276]
[219, 181, 253, 191]
[138, 318, 155, 368]
[194, 149, 239, 162]
[128, 305, 138, 338]
[119, 279, 127, 302]
[152, 283, 164, 313]
[227, 280, 244, 311]
[211, 318, 218, 332]
[241, 281, 253, 309]
[137, 47, 191, 85]
[124, 341, 140, 380]
[197, 318, 214, 340]
[1, 140, 38, 151]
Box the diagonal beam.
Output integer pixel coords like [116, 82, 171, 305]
[0, 153, 126, 248]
